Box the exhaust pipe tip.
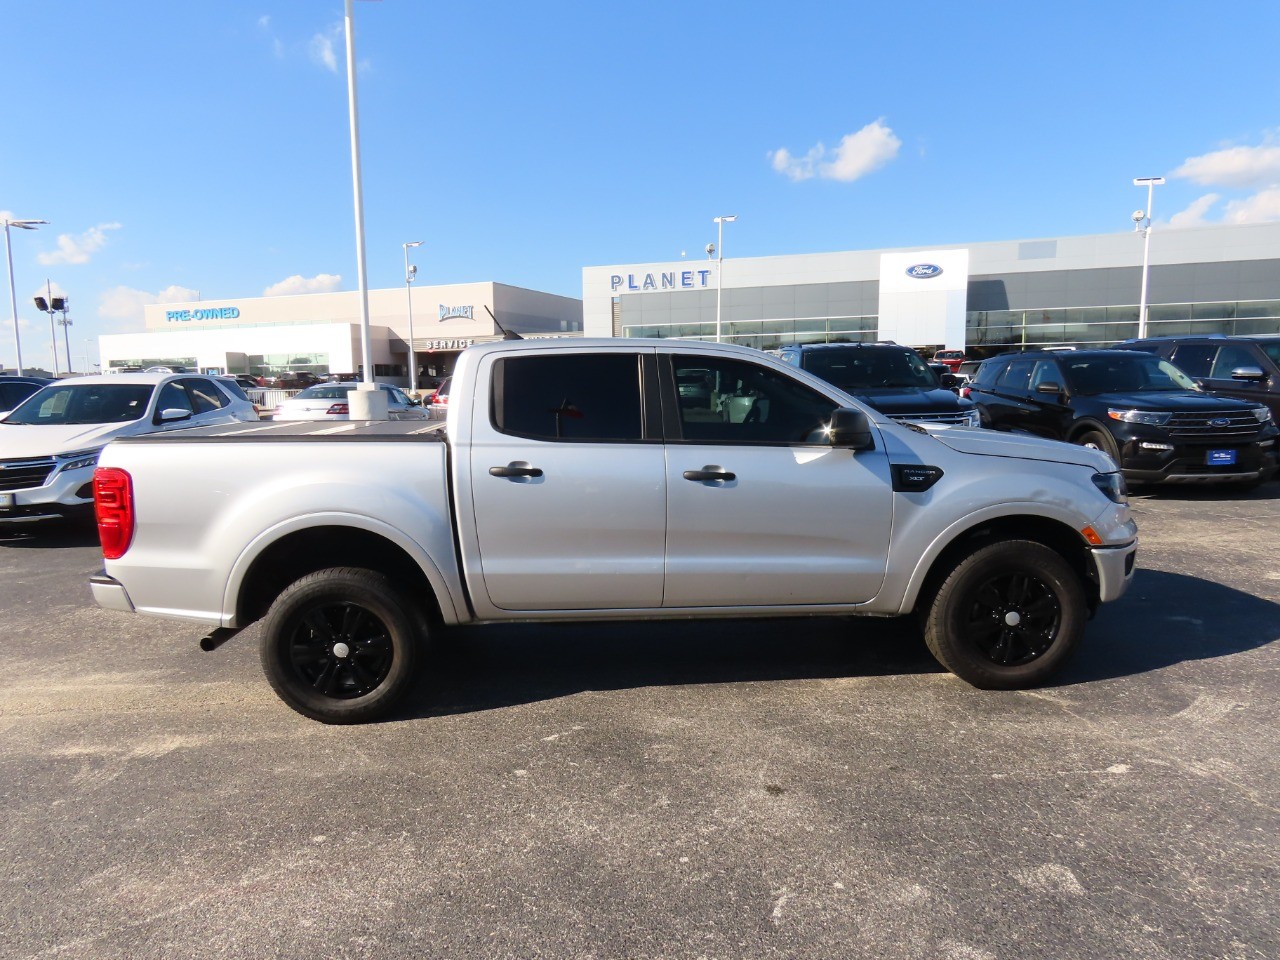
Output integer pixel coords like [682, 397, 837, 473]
[199, 627, 239, 652]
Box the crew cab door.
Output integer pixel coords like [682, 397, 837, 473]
[466, 349, 666, 611]
[661, 353, 893, 607]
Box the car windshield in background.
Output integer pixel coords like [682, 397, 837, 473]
[805, 350, 936, 390]
[4, 384, 154, 425]
[1061, 355, 1199, 395]
[294, 385, 355, 400]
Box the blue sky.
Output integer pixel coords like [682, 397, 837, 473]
[4, 0, 1280, 371]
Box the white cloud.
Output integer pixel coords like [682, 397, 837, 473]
[309, 25, 341, 72]
[769, 120, 901, 184]
[98, 284, 200, 323]
[1171, 143, 1280, 188]
[29, 280, 69, 301]
[263, 273, 342, 297]
[1223, 187, 1280, 224]
[37, 222, 121, 266]
[257, 15, 270, 29]
[1168, 193, 1221, 228]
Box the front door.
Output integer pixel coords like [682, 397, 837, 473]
[662, 353, 894, 607]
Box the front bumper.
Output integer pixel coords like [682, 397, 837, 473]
[1091, 540, 1138, 603]
[0, 462, 97, 523]
[90, 572, 136, 613]
[1117, 435, 1277, 484]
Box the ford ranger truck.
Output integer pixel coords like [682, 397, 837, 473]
[90, 339, 1138, 723]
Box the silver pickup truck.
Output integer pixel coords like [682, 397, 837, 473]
[90, 339, 1138, 723]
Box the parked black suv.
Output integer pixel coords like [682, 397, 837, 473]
[0, 375, 51, 414]
[1111, 335, 1280, 419]
[777, 342, 980, 427]
[968, 349, 1278, 485]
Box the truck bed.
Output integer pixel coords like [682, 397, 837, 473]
[114, 420, 446, 443]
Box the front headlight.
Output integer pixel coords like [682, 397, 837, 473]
[56, 449, 102, 472]
[1107, 408, 1170, 426]
[963, 409, 982, 428]
[1091, 471, 1128, 505]
[1252, 405, 1273, 423]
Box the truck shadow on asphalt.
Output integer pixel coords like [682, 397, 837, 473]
[402, 569, 1278, 717]
[1130, 482, 1279, 503]
[0, 521, 100, 549]
[409, 615, 941, 717]
[1054, 568, 1280, 686]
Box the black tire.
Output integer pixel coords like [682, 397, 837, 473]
[922, 540, 1086, 689]
[260, 567, 423, 723]
[1074, 427, 1120, 463]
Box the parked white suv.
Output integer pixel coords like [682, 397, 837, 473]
[0, 373, 258, 523]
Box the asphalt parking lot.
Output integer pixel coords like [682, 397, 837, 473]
[2, 488, 1278, 960]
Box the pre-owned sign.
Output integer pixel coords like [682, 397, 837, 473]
[166, 307, 240, 322]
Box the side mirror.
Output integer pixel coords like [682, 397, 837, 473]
[157, 407, 193, 424]
[829, 407, 874, 450]
[1035, 381, 1064, 395]
[1230, 366, 1266, 382]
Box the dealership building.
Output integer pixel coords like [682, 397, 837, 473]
[99, 281, 583, 383]
[583, 221, 1280, 356]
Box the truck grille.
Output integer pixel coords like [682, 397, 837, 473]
[0, 457, 57, 492]
[892, 412, 973, 426]
[1166, 411, 1261, 440]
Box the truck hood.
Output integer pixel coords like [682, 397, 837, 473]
[0, 421, 141, 459]
[921, 425, 1114, 472]
[843, 386, 973, 414]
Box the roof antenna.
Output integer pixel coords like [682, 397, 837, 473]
[485, 305, 523, 340]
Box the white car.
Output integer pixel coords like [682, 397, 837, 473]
[0, 373, 258, 524]
[273, 382, 428, 421]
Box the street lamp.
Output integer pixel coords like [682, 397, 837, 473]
[712, 215, 737, 343]
[4, 217, 47, 376]
[56, 298, 72, 373]
[1133, 176, 1165, 339]
[33, 280, 62, 377]
[403, 240, 424, 395]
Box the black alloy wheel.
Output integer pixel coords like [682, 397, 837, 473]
[260, 567, 423, 723]
[288, 601, 394, 699]
[923, 540, 1085, 689]
[962, 572, 1061, 667]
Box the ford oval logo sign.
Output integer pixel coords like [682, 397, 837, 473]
[906, 263, 943, 279]
[1209, 417, 1231, 427]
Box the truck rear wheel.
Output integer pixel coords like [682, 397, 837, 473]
[922, 540, 1085, 689]
[260, 567, 423, 723]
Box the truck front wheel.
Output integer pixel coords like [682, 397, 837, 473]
[260, 567, 423, 723]
[922, 540, 1085, 689]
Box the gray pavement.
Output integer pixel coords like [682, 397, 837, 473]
[1, 487, 1278, 960]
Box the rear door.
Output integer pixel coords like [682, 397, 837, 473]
[467, 349, 667, 611]
[661, 352, 893, 607]
[981, 357, 1038, 432]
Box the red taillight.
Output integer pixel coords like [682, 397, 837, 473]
[959, 386, 971, 399]
[327, 403, 350, 415]
[94, 467, 135, 560]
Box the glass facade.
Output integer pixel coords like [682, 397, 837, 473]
[621, 315, 878, 350]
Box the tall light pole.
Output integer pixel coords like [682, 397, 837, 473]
[34, 280, 61, 377]
[403, 240, 423, 395]
[57, 298, 72, 373]
[342, 0, 387, 419]
[1133, 176, 1165, 339]
[712, 215, 737, 343]
[4, 217, 47, 375]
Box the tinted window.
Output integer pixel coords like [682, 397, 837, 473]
[998, 359, 1036, 392]
[673, 355, 837, 445]
[183, 378, 228, 413]
[802, 348, 935, 390]
[5, 383, 153, 425]
[1209, 344, 1260, 379]
[1170, 344, 1215, 378]
[296, 385, 353, 400]
[1060, 355, 1197, 394]
[1028, 360, 1061, 391]
[493, 354, 644, 442]
[217, 378, 251, 402]
[972, 359, 1004, 387]
[157, 381, 194, 414]
[1261, 342, 1280, 368]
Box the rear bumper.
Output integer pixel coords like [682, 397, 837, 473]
[90, 572, 136, 613]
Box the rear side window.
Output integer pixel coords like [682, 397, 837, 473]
[492, 354, 644, 442]
[972, 360, 1003, 387]
[997, 359, 1036, 393]
[182, 378, 229, 413]
[1170, 344, 1215, 378]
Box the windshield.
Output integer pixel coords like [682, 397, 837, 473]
[1060, 355, 1199, 395]
[4, 383, 154, 425]
[804, 349, 936, 390]
[294, 385, 355, 400]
